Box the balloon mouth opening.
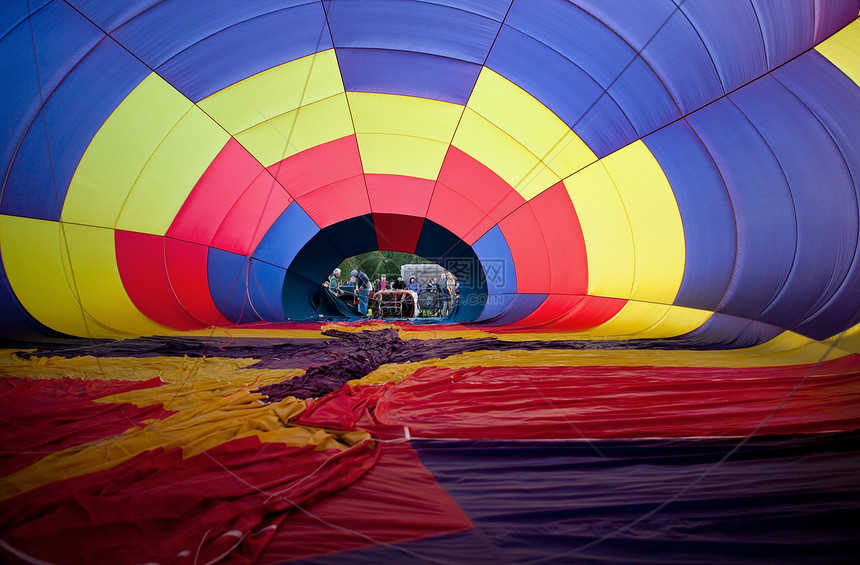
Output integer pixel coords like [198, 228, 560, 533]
[278, 215, 493, 325]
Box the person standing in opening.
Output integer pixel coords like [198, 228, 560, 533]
[441, 273, 451, 316]
[407, 276, 419, 293]
[448, 274, 459, 314]
[352, 269, 371, 316]
[328, 268, 342, 295]
[392, 275, 407, 290]
[375, 274, 388, 292]
[424, 277, 441, 316]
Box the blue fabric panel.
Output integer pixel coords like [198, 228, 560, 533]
[337, 48, 481, 105]
[438, 255, 487, 323]
[472, 293, 515, 323]
[280, 216, 378, 320]
[67, 0, 161, 32]
[416, 219, 488, 321]
[326, 435, 860, 565]
[280, 271, 328, 321]
[0, 3, 102, 216]
[29, 2, 104, 95]
[574, 0, 721, 115]
[679, 313, 783, 349]
[112, 0, 312, 68]
[507, 0, 679, 137]
[284, 227, 345, 282]
[324, 215, 379, 263]
[481, 293, 547, 326]
[252, 202, 320, 268]
[247, 259, 288, 322]
[437, 0, 512, 21]
[680, 0, 767, 93]
[643, 121, 736, 311]
[812, 0, 860, 43]
[751, 0, 814, 69]
[0, 21, 40, 211]
[471, 226, 515, 322]
[472, 225, 516, 295]
[487, 25, 635, 158]
[507, 0, 637, 88]
[294, 434, 860, 564]
[0, 21, 40, 163]
[773, 52, 860, 340]
[207, 248, 262, 324]
[607, 55, 680, 137]
[0, 114, 59, 220]
[1, 37, 149, 220]
[325, 0, 501, 64]
[0, 0, 50, 38]
[415, 219, 476, 270]
[730, 75, 858, 331]
[0, 260, 69, 341]
[686, 97, 797, 324]
[575, 93, 639, 158]
[152, 3, 331, 102]
[281, 235, 341, 321]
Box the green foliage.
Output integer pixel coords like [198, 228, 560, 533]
[337, 251, 431, 280]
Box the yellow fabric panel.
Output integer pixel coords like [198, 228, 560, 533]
[62, 223, 170, 336]
[816, 18, 860, 86]
[115, 106, 229, 234]
[0, 216, 124, 338]
[355, 133, 448, 178]
[62, 73, 192, 228]
[452, 108, 560, 200]
[586, 301, 711, 338]
[235, 93, 353, 167]
[348, 92, 461, 141]
[0, 352, 307, 411]
[823, 321, 860, 355]
[468, 68, 595, 181]
[601, 141, 685, 304]
[353, 339, 851, 389]
[563, 163, 634, 298]
[198, 49, 343, 134]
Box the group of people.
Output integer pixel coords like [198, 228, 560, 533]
[325, 267, 372, 315]
[372, 274, 411, 292]
[420, 273, 459, 317]
[325, 267, 459, 318]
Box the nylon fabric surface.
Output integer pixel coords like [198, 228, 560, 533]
[3, 1, 860, 563]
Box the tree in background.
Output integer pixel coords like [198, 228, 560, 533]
[338, 251, 431, 281]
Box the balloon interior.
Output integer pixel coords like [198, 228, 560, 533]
[1, 2, 860, 564]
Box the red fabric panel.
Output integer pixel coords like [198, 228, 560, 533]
[425, 181, 496, 245]
[0, 377, 170, 476]
[209, 171, 292, 256]
[294, 175, 371, 228]
[167, 139, 264, 245]
[498, 202, 550, 293]
[528, 182, 588, 294]
[499, 295, 587, 330]
[490, 295, 628, 333]
[268, 135, 363, 198]
[373, 213, 424, 253]
[437, 146, 524, 221]
[257, 442, 473, 563]
[365, 174, 434, 216]
[164, 237, 231, 326]
[297, 356, 860, 440]
[0, 437, 378, 565]
[115, 230, 209, 330]
[533, 295, 627, 331]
